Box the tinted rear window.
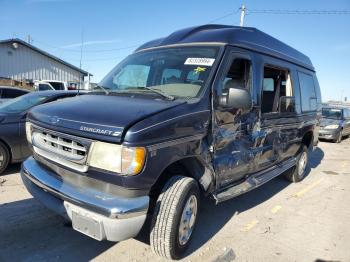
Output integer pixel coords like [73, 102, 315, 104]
[1, 88, 27, 98]
[298, 72, 317, 112]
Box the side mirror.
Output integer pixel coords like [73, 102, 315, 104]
[279, 96, 295, 113]
[219, 88, 252, 110]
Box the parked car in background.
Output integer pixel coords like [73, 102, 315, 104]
[0, 86, 30, 104]
[319, 107, 350, 143]
[0, 90, 85, 174]
[34, 80, 79, 91]
[21, 25, 321, 259]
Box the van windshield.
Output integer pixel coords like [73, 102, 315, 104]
[99, 46, 220, 99]
[322, 108, 343, 120]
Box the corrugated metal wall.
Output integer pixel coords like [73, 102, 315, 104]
[0, 42, 84, 82]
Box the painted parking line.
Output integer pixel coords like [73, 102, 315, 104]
[241, 220, 259, 232]
[293, 178, 323, 198]
[271, 205, 282, 214]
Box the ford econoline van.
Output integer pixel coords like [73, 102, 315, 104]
[22, 25, 321, 259]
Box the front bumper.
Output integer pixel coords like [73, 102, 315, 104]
[318, 129, 340, 140]
[21, 157, 149, 241]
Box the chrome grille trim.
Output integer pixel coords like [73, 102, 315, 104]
[32, 131, 87, 163]
[33, 147, 89, 172]
[30, 125, 92, 172]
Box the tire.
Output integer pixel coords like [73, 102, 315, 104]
[0, 142, 10, 175]
[150, 175, 200, 260]
[284, 145, 308, 183]
[335, 130, 343, 143]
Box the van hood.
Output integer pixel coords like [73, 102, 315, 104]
[27, 94, 185, 142]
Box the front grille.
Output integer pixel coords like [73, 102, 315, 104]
[34, 131, 86, 161]
[31, 128, 90, 172]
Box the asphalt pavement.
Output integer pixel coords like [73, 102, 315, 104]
[1, 139, 349, 262]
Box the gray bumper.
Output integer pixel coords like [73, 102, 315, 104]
[21, 157, 149, 242]
[319, 129, 339, 140]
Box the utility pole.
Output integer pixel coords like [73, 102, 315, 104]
[27, 35, 32, 44]
[79, 28, 84, 90]
[240, 4, 246, 27]
[79, 29, 84, 71]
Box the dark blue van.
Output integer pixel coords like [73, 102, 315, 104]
[21, 25, 322, 259]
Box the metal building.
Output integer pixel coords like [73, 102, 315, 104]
[0, 38, 90, 83]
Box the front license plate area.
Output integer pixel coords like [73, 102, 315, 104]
[72, 211, 103, 240]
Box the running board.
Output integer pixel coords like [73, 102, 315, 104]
[213, 157, 296, 204]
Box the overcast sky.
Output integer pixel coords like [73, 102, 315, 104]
[1, 0, 349, 101]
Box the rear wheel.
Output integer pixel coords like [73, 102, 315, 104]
[150, 175, 200, 260]
[284, 145, 308, 183]
[0, 142, 10, 175]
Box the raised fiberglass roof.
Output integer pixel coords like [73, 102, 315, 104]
[135, 24, 314, 71]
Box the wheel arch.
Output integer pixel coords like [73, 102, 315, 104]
[150, 156, 215, 196]
[301, 130, 314, 150]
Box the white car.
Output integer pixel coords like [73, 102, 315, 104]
[34, 80, 79, 91]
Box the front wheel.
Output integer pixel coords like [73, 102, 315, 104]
[284, 145, 309, 182]
[150, 175, 200, 260]
[0, 142, 10, 175]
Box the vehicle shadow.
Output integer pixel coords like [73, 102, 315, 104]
[1, 163, 21, 176]
[0, 198, 115, 262]
[137, 147, 325, 258]
[309, 147, 324, 169]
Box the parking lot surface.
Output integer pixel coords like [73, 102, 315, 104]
[1, 139, 350, 262]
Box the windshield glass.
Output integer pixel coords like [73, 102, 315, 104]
[0, 94, 48, 113]
[99, 46, 220, 99]
[322, 108, 343, 120]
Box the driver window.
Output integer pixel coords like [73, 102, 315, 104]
[220, 58, 252, 96]
[215, 57, 252, 125]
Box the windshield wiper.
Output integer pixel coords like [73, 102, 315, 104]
[93, 85, 110, 95]
[136, 87, 175, 100]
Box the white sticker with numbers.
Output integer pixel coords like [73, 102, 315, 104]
[184, 58, 215, 66]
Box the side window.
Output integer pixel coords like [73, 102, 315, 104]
[261, 66, 294, 114]
[2, 89, 25, 98]
[218, 57, 252, 97]
[38, 84, 53, 91]
[113, 64, 150, 88]
[49, 82, 65, 90]
[344, 109, 350, 119]
[298, 72, 317, 112]
[215, 57, 252, 125]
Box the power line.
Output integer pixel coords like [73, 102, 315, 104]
[34, 39, 139, 53]
[208, 9, 240, 23]
[247, 9, 350, 15]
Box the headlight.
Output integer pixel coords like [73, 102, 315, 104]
[25, 122, 32, 143]
[88, 141, 146, 176]
[324, 124, 339, 129]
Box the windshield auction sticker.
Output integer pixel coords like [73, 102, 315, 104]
[184, 58, 215, 66]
